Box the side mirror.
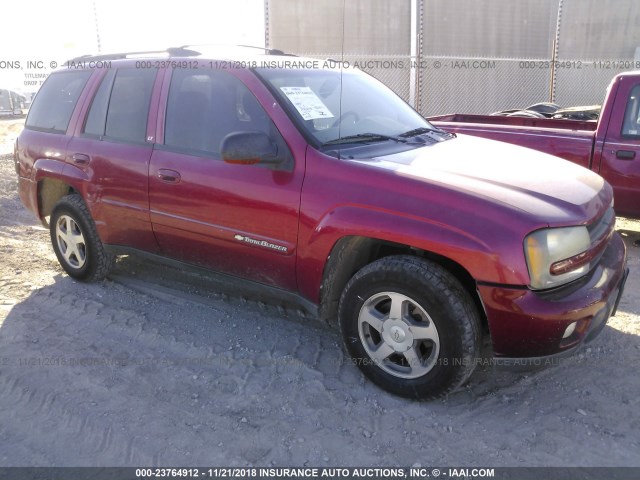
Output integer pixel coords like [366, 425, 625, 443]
[220, 131, 280, 165]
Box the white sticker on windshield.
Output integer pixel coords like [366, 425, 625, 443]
[280, 87, 334, 120]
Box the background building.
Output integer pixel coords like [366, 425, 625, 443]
[0, 89, 29, 116]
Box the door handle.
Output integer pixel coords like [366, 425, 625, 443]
[616, 150, 636, 160]
[72, 153, 90, 165]
[157, 169, 181, 183]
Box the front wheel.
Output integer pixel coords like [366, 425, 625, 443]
[338, 255, 481, 399]
[50, 194, 114, 281]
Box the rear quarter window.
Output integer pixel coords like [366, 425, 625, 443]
[25, 70, 92, 133]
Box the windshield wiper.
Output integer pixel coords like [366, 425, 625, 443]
[400, 127, 456, 138]
[322, 133, 409, 146]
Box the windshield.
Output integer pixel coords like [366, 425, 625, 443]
[255, 67, 438, 147]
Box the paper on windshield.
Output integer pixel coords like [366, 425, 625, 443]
[280, 87, 334, 121]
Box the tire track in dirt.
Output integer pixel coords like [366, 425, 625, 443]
[0, 271, 379, 465]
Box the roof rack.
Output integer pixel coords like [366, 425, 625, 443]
[64, 47, 201, 65]
[231, 45, 296, 56]
[179, 44, 297, 56]
[64, 44, 296, 65]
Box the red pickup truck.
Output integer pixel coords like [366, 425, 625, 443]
[14, 48, 628, 399]
[430, 71, 640, 219]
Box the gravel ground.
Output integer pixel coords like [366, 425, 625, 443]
[1, 118, 639, 467]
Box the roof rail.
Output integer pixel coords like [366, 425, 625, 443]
[235, 45, 297, 56]
[179, 44, 297, 56]
[63, 44, 296, 66]
[64, 47, 201, 65]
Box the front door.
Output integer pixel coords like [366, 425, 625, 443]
[148, 67, 304, 290]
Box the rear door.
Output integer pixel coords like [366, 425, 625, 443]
[66, 66, 161, 250]
[600, 76, 640, 218]
[148, 66, 304, 290]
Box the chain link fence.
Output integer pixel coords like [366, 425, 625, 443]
[271, 0, 640, 117]
[553, 61, 639, 107]
[292, 54, 555, 116]
[292, 54, 414, 104]
[417, 57, 551, 116]
[284, 52, 640, 117]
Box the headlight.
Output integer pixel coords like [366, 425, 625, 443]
[524, 226, 591, 290]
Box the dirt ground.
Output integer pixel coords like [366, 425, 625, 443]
[1, 118, 639, 467]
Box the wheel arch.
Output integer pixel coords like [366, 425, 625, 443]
[37, 177, 79, 223]
[318, 235, 486, 328]
[32, 159, 88, 224]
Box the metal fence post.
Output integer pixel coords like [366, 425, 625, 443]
[550, 0, 563, 103]
[264, 0, 270, 49]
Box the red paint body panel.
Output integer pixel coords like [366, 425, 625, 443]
[62, 67, 162, 250]
[66, 136, 157, 250]
[430, 72, 640, 219]
[16, 59, 629, 360]
[296, 147, 540, 301]
[16, 129, 70, 181]
[148, 64, 306, 290]
[148, 148, 302, 289]
[430, 117, 595, 169]
[598, 75, 640, 219]
[296, 133, 616, 301]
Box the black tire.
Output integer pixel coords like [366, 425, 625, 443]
[49, 194, 114, 281]
[338, 255, 481, 399]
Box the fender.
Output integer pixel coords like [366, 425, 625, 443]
[32, 159, 91, 219]
[33, 158, 90, 187]
[297, 204, 530, 303]
[32, 158, 66, 182]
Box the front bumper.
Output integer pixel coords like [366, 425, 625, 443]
[479, 232, 628, 358]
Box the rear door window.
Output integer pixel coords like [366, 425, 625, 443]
[25, 70, 92, 133]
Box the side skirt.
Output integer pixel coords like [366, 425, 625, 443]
[104, 245, 319, 317]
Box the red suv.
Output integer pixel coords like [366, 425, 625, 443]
[15, 47, 628, 399]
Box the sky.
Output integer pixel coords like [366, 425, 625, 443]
[0, 0, 265, 93]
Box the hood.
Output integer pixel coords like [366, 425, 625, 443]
[360, 134, 610, 224]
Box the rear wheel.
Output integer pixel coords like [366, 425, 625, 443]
[338, 255, 481, 399]
[50, 194, 114, 281]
